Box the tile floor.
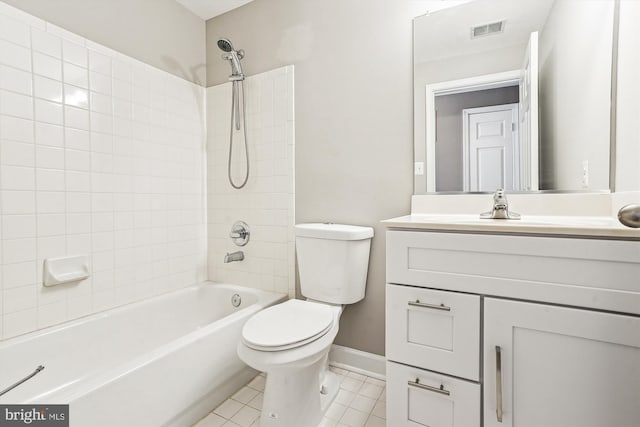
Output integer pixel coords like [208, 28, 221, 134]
[193, 366, 386, 427]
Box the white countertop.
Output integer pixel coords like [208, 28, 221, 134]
[382, 214, 640, 239]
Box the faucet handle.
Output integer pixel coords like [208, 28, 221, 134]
[480, 188, 521, 219]
[493, 188, 507, 207]
[229, 221, 250, 246]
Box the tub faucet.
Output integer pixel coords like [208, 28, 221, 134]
[224, 251, 244, 263]
[480, 189, 521, 220]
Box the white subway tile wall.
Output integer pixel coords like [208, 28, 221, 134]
[0, 2, 207, 340]
[207, 66, 295, 298]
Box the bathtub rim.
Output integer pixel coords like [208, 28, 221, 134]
[0, 281, 286, 349]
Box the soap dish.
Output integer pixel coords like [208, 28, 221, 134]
[43, 255, 90, 287]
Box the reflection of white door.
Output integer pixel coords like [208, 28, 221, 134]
[463, 104, 519, 192]
[519, 31, 539, 191]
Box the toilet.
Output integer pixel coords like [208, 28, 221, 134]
[237, 223, 374, 427]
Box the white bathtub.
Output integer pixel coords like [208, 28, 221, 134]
[0, 282, 286, 426]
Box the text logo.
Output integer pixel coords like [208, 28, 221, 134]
[0, 405, 68, 427]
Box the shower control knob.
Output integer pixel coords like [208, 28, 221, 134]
[230, 221, 251, 246]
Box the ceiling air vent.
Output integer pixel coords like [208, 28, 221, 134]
[471, 20, 505, 39]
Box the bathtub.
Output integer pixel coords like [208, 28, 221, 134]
[0, 282, 286, 426]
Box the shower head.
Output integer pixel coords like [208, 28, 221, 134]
[217, 38, 233, 53]
[217, 37, 245, 80]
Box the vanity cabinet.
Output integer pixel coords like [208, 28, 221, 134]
[484, 298, 640, 427]
[385, 229, 640, 427]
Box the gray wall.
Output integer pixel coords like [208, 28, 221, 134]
[435, 86, 520, 191]
[2, 0, 206, 85]
[206, 0, 428, 355]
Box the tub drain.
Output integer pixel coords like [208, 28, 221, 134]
[231, 293, 242, 307]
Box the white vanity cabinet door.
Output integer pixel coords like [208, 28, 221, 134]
[386, 284, 480, 380]
[387, 361, 480, 427]
[484, 298, 640, 427]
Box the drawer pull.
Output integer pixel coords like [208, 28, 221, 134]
[408, 300, 451, 311]
[407, 378, 451, 396]
[495, 345, 503, 422]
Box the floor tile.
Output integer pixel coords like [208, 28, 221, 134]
[358, 383, 383, 400]
[340, 377, 364, 393]
[349, 395, 376, 414]
[325, 402, 348, 421]
[213, 399, 243, 419]
[364, 377, 385, 387]
[318, 417, 338, 427]
[364, 415, 385, 427]
[339, 408, 369, 427]
[230, 405, 260, 427]
[247, 375, 266, 391]
[196, 366, 386, 427]
[335, 389, 356, 406]
[194, 412, 226, 427]
[232, 386, 259, 404]
[247, 392, 263, 410]
[371, 400, 386, 419]
[346, 372, 367, 381]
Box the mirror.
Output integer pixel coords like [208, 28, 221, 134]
[414, 0, 615, 193]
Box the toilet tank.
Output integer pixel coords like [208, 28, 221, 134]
[295, 223, 374, 304]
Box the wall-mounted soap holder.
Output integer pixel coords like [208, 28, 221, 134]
[43, 255, 90, 287]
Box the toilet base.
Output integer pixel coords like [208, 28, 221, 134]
[259, 355, 339, 427]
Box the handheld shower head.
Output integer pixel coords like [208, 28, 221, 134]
[217, 37, 244, 79]
[217, 38, 233, 53]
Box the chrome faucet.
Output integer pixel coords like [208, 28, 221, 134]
[480, 189, 521, 220]
[224, 251, 244, 263]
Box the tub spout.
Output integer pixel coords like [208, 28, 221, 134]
[224, 251, 244, 263]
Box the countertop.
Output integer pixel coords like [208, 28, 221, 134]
[382, 214, 640, 239]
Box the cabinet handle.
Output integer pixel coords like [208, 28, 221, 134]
[408, 300, 451, 311]
[407, 378, 451, 396]
[495, 345, 503, 423]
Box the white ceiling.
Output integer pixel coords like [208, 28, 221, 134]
[176, 0, 256, 20]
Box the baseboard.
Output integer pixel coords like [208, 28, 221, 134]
[328, 344, 386, 380]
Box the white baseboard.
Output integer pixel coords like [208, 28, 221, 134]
[328, 344, 386, 380]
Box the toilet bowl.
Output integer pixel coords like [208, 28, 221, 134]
[238, 300, 342, 427]
[237, 223, 374, 427]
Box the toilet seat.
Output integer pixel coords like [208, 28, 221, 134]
[242, 299, 335, 351]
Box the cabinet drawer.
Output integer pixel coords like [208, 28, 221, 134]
[386, 230, 640, 316]
[386, 284, 480, 380]
[387, 361, 480, 427]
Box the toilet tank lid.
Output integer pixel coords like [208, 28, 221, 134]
[295, 223, 374, 240]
